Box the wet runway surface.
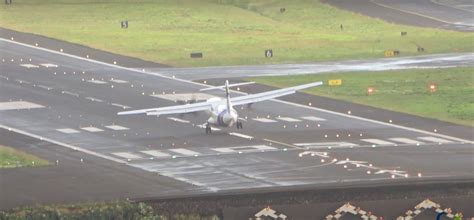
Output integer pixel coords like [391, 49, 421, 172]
[1, 38, 472, 209]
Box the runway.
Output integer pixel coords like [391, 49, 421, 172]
[1, 37, 473, 210]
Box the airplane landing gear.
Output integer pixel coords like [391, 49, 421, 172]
[236, 121, 243, 129]
[205, 123, 212, 134]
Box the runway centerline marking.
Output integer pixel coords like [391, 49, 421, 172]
[20, 63, 39, 68]
[109, 79, 128, 84]
[276, 117, 301, 122]
[418, 136, 454, 143]
[167, 117, 190, 123]
[87, 79, 107, 84]
[3, 38, 471, 144]
[113, 152, 143, 159]
[110, 103, 131, 109]
[0, 101, 44, 110]
[252, 118, 277, 123]
[300, 116, 326, 121]
[56, 128, 81, 134]
[80, 126, 104, 132]
[389, 137, 423, 145]
[40, 63, 58, 68]
[229, 132, 253, 140]
[85, 97, 104, 102]
[360, 139, 396, 145]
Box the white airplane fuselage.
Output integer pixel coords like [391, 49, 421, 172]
[205, 97, 238, 127]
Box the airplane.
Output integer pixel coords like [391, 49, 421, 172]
[117, 80, 323, 134]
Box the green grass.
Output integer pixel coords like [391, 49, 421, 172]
[250, 67, 474, 126]
[0, 145, 50, 168]
[1, 0, 473, 67]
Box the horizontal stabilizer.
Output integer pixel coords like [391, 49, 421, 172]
[200, 81, 255, 91]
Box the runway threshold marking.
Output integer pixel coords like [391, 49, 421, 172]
[3, 38, 471, 145]
[360, 139, 397, 146]
[56, 128, 81, 134]
[113, 152, 143, 159]
[389, 137, 423, 145]
[263, 138, 305, 150]
[169, 148, 201, 156]
[418, 136, 454, 143]
[105, 125, 129, 131]
[0, 101, 44, 110]
[80, 126, 104, 132]
[140, 150, 170, 158]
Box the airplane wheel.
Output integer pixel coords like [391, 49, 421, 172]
[205, 124, 211, 134]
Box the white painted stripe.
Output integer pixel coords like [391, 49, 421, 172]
[389, 138, 423, 144]
[110, 103, 131, 109]
[294, 142, 357, 148]
[0, 101, 44, 110]
[211, 148, 235, 153]
[105, 125, 129, 131]
[276, 117, 302, 122]
[141, 150, 170, 157]
[85, 97, 104, 102]
[39, 63, 58, 68]
[0, 75, 8, 80]
[0, 124, 126, 164]
[37, 84, 53, 90]
[418, 136, 454, 143]
[4, 38, 471, 146]
[15, 79, 31, 84]
[110, 79, 128, 84]
[112, 152, 143, 159]
[56, 128, 81, 134]
[20, 64, 39, 68]
[62, 91, 79, 97]
[80, 126, 104, 132]
[361, 139, 396, 145]
[301, 116, 326, 121]
[229, 132, 253, 139]
[87, 79, 107, 84]
[169, 148, 201, 156]
[247, 145, 277, 151]
[167, 117, 190, 123]
[197, 124, 221, 131]
[212, 145, 277, 153]
[252, 118, 277, 123]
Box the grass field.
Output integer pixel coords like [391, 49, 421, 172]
[1, 0, 473, 66]
[0, 145, 50, 168]
[250, 67, 474, 126]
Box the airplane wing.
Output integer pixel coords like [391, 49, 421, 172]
[117, 101, 213, 117]
[231, 81, 323, 106]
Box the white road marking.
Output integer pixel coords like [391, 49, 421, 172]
[85, 97, 104, 102]
[196, 124, 221, 131]
[15, 79, 31, 84]
[252, 118, 277, 123]
[56, 128, 81, 134]
[141, 150, 170, 158]
[361, 139, 396, 145]
[389, 138, 423, 145]
[0, 101, 44, 110]
[37, 84, 53, 91]
[105, 125, 129, 131]
[110, 103, 131, 109]
[87, 79, 107, 84]
[167, 117, 190, 123]
[110, 79, 128, 84]
[418, 136, 454, 143]
[20, 64, 39, 68]
[62, 91, 79, 97]
[276, 117, 302, 122]
[294, 142, 358, 149]
[39, 63, 58, 68]
[229, 132, 253, 140]
[112, 152, 143, 159]
[80, 126, 104, 132]
[300, 116, 326, 121]
[4, 38, 471, 145]
[169, 148, 201, 156]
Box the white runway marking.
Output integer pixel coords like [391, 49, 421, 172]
[56, 128, 81, 134]
[39, 63, 58, 68]
[229, 132, 254, 140]
[37, 85, 53, 91]
[85, 97, 104, 102]
[169, 148, 201, 156]
[196, 124, 221, 131]
[361, 139, 396, 145]
[389, 138, 423, 145]
[211, 145, 277, 153]
[418, 136, 454, 143]
[112, 152, 143, 159]
[141, 150, 170, 158]
[151, 93, 217, 102]
[300, 116, 326, 121]
[109, 79, 128, 84]
[20, 64, 39, 68]
[15, 79, 31, 84]
[87, 79, 107, 84]
[276, 117, 302, 122]
[80, 126, 104, 132]
[110, 103, 131, 109]
[294, 142, 358, 149]
[0, 101, 44, 110]
[167, 117, 190, 123]
[252, 118, 277, 123]
[62, 91, 79, 97]
[105, 125, 129, 131]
